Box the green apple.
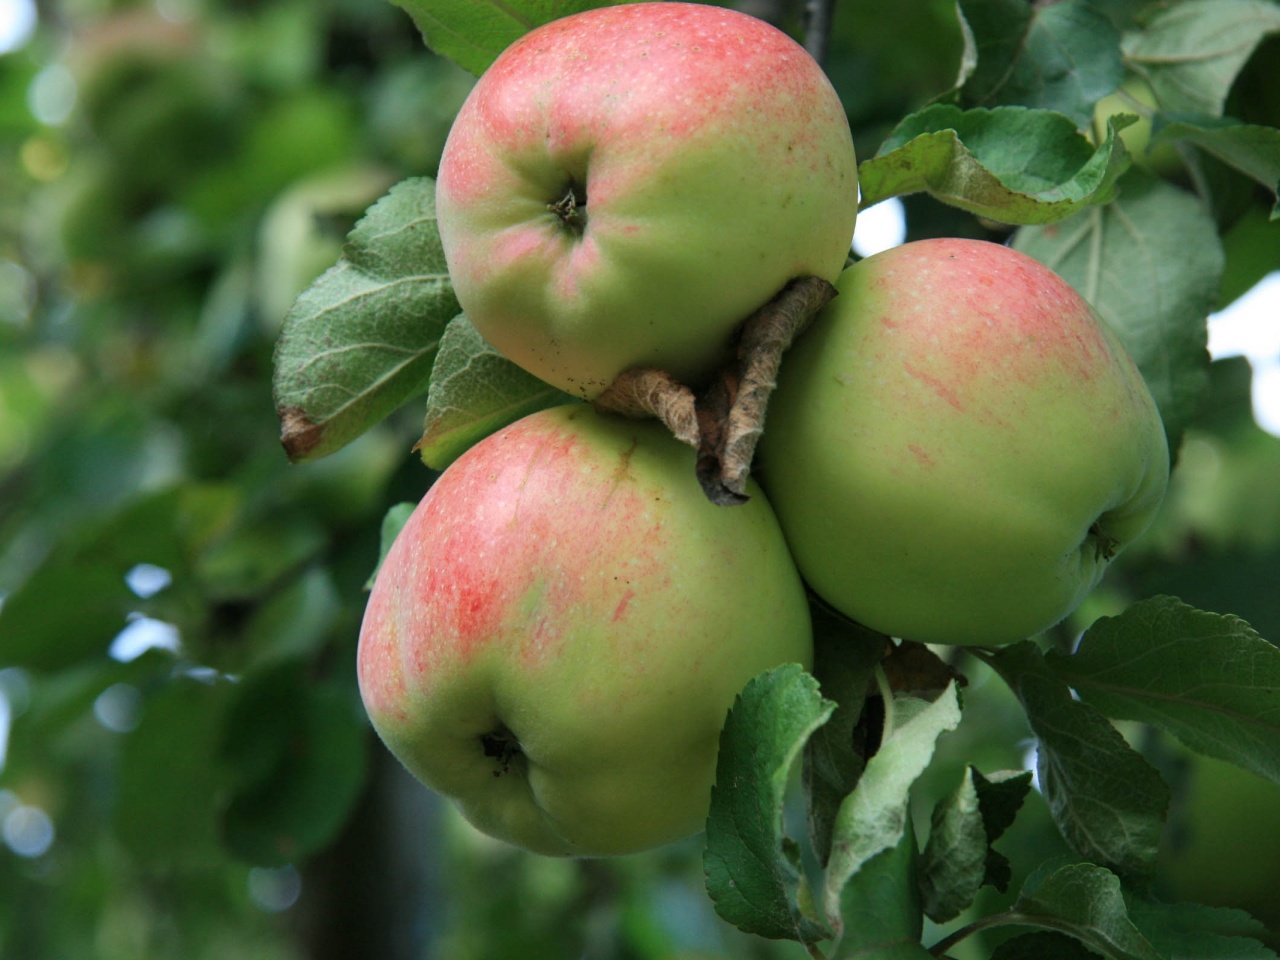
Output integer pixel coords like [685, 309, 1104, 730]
[1092, 76, 1182, 176]
[435, 2, 858, 399]
[757, 238, 1170, 646]
[358, 405, 812, 856]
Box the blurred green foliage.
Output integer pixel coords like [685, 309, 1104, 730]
[0, 1, 1277, 958]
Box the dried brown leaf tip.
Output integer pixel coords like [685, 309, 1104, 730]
[881, 641, 969, 701]
[278, 406, 326, 461]
[594, 368, 700, 447]
[716, 273, 834, 499]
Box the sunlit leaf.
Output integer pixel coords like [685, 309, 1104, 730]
[416, 314, 578, 471]
[704, 664, 835, 944]
[821, 683, 961, 934]
[272, 177, 457, 462]
[859, 105, 1132, 224]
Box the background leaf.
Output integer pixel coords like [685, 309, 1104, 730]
[1153, 118, 1280, 218]
[985, 643, 1170, 881]
[1123, 0, 1280, 117]
[218, 665, 369, 866]
[990, 930, 1104, 960]
[391, 0, 629, 76]
[115, 675, 236, 868]
[703, 664, 835, 944]
[365, 502, 417, 589]
[1013, 172, 1224, 450]
[1124, 896, 1279, 960]
[1012, 862, 1161, 960]
[272, 177, 457, 461]
[1046, 596, 1280, 784]
[957, 0, 1125, 126]
[859, 105, 1132, 223]
[416, 314, 578, 470]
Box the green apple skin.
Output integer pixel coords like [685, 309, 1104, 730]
[435, 2, 858, 400]
[757, 238, 1170, 646]
[358, 405, 812, 856]
[1092, 76, 1182, 175]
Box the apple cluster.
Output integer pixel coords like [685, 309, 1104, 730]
[358, 2, 1171, 858]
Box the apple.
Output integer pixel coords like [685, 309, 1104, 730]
[435, 2, 858, 399]
[1092, 76, 1182, 176]
[757, 238, 1170, 646]
[357, 405, 812, 856]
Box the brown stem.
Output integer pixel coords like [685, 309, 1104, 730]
[593, 276, 837, 507]
[729, 276, 837, 493]
[696, 276, 837, 504]
[593, 367, 700, 447]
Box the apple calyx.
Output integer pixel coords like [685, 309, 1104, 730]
[593, 275, 836, 506]
[550, 180, 587, 235]
[1086, 521, 1121, 562]
[481, 725, 523, 777]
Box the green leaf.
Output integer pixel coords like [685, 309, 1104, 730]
[1153, 118, 1280, 219]
[1046, 596, 1280, 785]
[1124, 0, 1280, 118]
[859, 105, 1132, 224]
[0, 486, 237, 671]
[919, 767, 986, 924]
[1013, 172, 1224, 451]
[919, 767, 1033, 922]
[985, 642, 1169, 881]
[365, 502, 418, 590]
[272, 177, 457, 462]
[1124, 896, 1279, 960]
[957, 0, 1125, 126]
[218, 664, 369, 866]
[195, 514, 328, 602]
[974, 768, 1035, 893]
[834, 820, 932, 960]
[416, 314, 578, 471]
[115, 675, 236, 867]
[990, 930, 1103, 960]
[242, 566, 342, 668]
[1013, 862, 1162, 960]
[802, 606, 887, 866]
[704, 664, 836, 944]
[821, 682, 962, 936]
[391, 0, 629, 76]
